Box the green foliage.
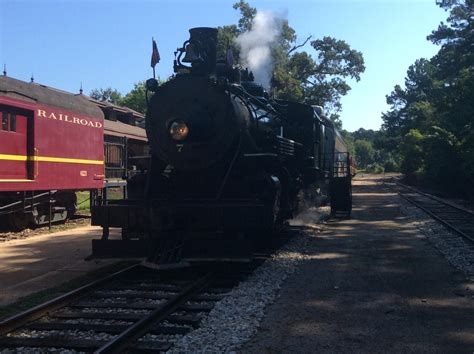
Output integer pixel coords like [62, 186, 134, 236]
[277, 36, 365, 117]
[352, 128, 378, 142]
[75, 191, 90, 213]
[216, 25, 239, 59]
[288, 36, 365, 117]
[120, 81, 148, 114]
[381, 0, 474, 196]
[89, 87, 123, 104]
[215, 1, 365, 126]
[342, 129, 399, 174]
[341, 130, 356, 157]
[91, 79, 166, 115]
[399, 129, 425, 180]
[354, 139, 375, 168]
[233, 0, 257, 32]
[383, 158, 399, 173]
[367, 163, 384, 174]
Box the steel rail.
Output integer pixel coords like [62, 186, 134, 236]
[0, 263, 140, 336]
[94, 272, 215, 354]
[398, 191, 474, 244]
[396, 181, 474, 216]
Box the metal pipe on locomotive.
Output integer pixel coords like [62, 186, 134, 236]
[91, 27, 353, 261]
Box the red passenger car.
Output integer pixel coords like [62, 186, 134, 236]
[0, 76, 105, 229]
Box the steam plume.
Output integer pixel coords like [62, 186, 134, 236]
[235, 11, 284, 89]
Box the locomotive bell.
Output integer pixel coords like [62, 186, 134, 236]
[182, 43, 202, 63]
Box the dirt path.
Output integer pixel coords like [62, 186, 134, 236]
[243, 175, 474, 353]
[0, 226, 121, 306]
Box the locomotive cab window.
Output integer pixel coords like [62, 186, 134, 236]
[253, 106, 282, 136]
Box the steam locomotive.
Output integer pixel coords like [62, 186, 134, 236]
[91, 27, 353, 262]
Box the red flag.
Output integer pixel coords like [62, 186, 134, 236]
[151, 38, 160, 68]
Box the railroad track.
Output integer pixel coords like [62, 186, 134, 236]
[397, 182, 474, 243]
[0, 261, 261, 352]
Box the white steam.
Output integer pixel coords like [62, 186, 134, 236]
[235, 11, 284, 89]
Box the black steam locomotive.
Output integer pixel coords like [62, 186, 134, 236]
[92, 27, 353, 262]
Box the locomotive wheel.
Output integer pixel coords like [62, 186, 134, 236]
[8, 212, 29, 231]
[330, 177, 352, 218]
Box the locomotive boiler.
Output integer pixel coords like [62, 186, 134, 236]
[91, 27, 353, 262]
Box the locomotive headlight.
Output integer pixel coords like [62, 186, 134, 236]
[169, 120, 189, 141]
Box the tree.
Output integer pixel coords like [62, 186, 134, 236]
[352, 128, 378, 142]
[399, 129, 425, 182]
[341, 130, 355, 157]
[428, 0, 473, 137]
[90, 79, 166, 114]
[216, 24, 239, 59]
[120, 81, 148, 114]
[274, 35, 365, 119]
[354, 140, 375, 169]
[89, 87, 123, 104]
[382, 59, 439, 137]
[233, 0, 257, 32]
[381, 0, 474, 196]
[216, 1, 365, 128]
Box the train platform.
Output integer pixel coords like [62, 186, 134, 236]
[0, 225, 121, 307]
[244, 175, 474, 353]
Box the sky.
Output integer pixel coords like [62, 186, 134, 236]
[0, 0, 447, 132]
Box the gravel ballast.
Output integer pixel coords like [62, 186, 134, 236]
[398, 198, 474, 282]
[170, 228, 320, 352]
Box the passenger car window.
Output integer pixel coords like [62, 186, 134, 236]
[1, 111, 17, 132]
[1, 111, 8, 130]
[10, 113, 16, 132]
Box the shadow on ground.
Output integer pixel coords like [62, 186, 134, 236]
[244, 175, 473, 353]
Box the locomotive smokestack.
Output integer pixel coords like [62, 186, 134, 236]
[186, 27, 218, 76]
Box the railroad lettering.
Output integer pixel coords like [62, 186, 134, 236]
[36, 109, 103, 129]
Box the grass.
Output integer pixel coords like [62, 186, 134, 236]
[0, 260, 138, 321]
[75, 187, 125, 215]
[106, 187, 126, 201]
[76, 191, 91, 213]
